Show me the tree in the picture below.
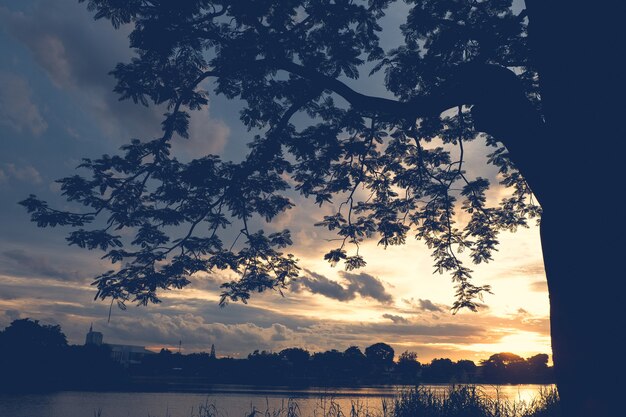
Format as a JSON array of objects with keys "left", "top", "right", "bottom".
[
  {"left": 0, "top": 319, "right": 68, "bottom": 389},
  {"left": 396, "top": 351, "right": 421, "bottom": 382},
  {"left": 279, "top": 347, "right": 311, "bottom": 375},
  {"left": 454, "top": 359, "right": 477, "bottom": 383},
  {"left": 0, "top": 318, "right": 67, "bottom": 351},
  {"left": 343, "top": 345, "right": 365, "bottom": 361},
  {"left": 480, "top": 352, "right": 525, "bottom": 383},
  {"left": 527, "top": 353, "right": 548, "bottom": 369},
  {"left": 423, "top": 358, "right": 455, "bottom": 382},
  {"left": 18, "top": 1, "right": 624, "bottom": 415},
  {"left": 365, "top": 342, "right": 395, "bottom": 370}
]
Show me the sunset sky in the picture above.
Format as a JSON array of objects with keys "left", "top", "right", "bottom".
[{"left": 0, "top": 0, "right": 550, "bottom": 364}]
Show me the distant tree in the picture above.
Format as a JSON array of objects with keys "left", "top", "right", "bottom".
[
  {"left": 396, "top": 351, "right": 421, "bottom": 382},
  {"left": 279, "top": 347, "right": 310, "bottom": 377},
  {"left": 341, "top": 346, "right": 366, "bottom": 380},
  {"left": 343, "top": 345, "right": 365, "bottom": 360},
  {"left": 526, "top": 353, "right": 550, "bottom": 382},
  {"left": 65, "top": 344, "right": 126, "bottom": 389},
  {"left": 527, "top": 353, "right": 549, "bottom": 369},
  {"left": 480, "top": 352, "right": 525, "bottom": 382},
  {"left": 454, "top": 359, "right": 477, "bottom": 382},
  {"left": 311, "top": 349, "right": 344, "bottom": 382},
  {"left": 20, "top": 1, "right": 625, "bottom": 414},
  {"left": 246, "top": 350, "right": 283, "bottom": 383},
  {"left": 483, "top": 352, "right": 525, "bottom": 366},
  {"left": 365, "top": 342, "right": 395, "bottom": 366},
  {"left": 423, "top": 358, "right": 455, "bottom": 382}
]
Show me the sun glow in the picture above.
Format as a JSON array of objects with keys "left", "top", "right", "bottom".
[{"left": 464, "top": 331, "right": 552, "bottom": 361}]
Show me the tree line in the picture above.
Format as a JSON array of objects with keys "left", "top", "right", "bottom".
[
  {"left": 0, "top": 319, "right": 552, "bottom": 392},
  {"left": 137, "top": 345, "right": 552, "bottom": 387}
]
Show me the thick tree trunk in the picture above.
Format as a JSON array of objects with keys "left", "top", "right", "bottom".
[
  {"left": 525, "top": 2, "right": 625, "bottom": 416},
  {"left": 540, "top": 209, "right": 621, "bottom": 416}
]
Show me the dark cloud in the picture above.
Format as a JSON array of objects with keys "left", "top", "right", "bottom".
[
  {"left": 291, "top": 269, "right": 352, "bottom": 301},
  {"left": 0, "top": 2, "right": 154, "bottom": 136},
  {"left": 340, "top": 271, "right": 393, "bottom": 304},
  {"left": 291, "top": 269, "right": 393, "bottom": 304},
  {"left": 0, "top": 1, "right": 229, "bottom": 153},
  {"left": 402, "top": 297, "right": 445, "bottom": 313},
  {"left": 418, "top": 299, "right": 443, "bottom": 312},
  {"left": 0, "top": 249, "right": 85, "bottom": 281},
  {"left": 382, "top": 313, "right": 408, "bottom": 324}
]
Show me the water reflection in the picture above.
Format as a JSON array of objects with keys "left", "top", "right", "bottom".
[{"left": 0, "top": 384, "right": 555, "bottom": 417}]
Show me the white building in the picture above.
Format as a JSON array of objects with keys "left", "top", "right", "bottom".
[{"left": 84, "top": 325, "right": 154, "bottom": 367}]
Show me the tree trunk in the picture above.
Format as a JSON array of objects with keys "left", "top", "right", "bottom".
[{"left": 525, "top": 2, "right": 625, "bottom": 416}]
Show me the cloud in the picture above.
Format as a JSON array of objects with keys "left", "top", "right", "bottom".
[
  {"left": 0, "top": 72, "right": 48, "bottom": 135},
  {"left": 382, "top": 313, "right": 409, "bottom": 324},
  {"left": 529, "top": 280, "right": 548, "bottom": 292},
  {"left": 0, "top": 268, "right": 547, "bottom": 361},
  {"left": 0, "top": 2, "right": 161, "bottom": 139},
  {"left": 93, "top": 313, "right": 302, "bottom": 356},
  {"left": 0, "top": 2, "right": 230, "bottom": 154},
  {"left": 418, "top": 299, "right": 443, "bottom": 312},
  {"left": 0, "top": 163, "right": 43, "bottom": 184},
  {"left": 403, "top": 297, "right": 445, "bottom": 313},
  {"left": 0, "top": 249, "right": 83, "bottom": 281},
  {"left": 270, "top": 323, "right": 289, "bottom": 341},
  {"left": 291, "top": 269, "right": 393, "bottom": 304},
  {"left": 0, "top": 309, "right": 21, "bottom": 329},
  {"left": 171, "top": 109, "right": 231, "bottom": 159},
  {"left": 513, "top": 262, "right": 546, "bottom": 277},
  {"left": 291, "top": 269, "right": 353, "bottom": 301},
  {"left": 340, "top": 271, "right": 394, "bottom": 304}
]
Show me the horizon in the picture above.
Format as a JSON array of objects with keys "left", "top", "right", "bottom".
[{"left": 2, "top": 316, "right": 551, "bottom": 366}]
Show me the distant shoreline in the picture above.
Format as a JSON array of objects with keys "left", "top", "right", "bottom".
[{"left": 0, "top": 381, "right": 555, "bottom": 396}]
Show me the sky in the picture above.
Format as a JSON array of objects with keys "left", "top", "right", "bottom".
[{"left": 0, "top": 0, "right": 550, "bottom": 364}]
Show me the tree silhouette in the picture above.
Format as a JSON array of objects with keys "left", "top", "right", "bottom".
[
  {"left": 480, "top": 352, "right": 524, "bottom": 383},
  {"left": 423, "top": 358, "right": 455, "bottom": 382},
  {"left": 0, "top": 318, "right": 67, "bottom": 350},
  {"left": 0, "top": 319, "right": 68, "bottom": 390},
  {"left": 396, "top": 351, "right": 421, "bottom": 382},
  {"left": 454, "top": 359, "right": 477, "bottom": 383},
  {"left": 18, "top": 1, "right": 624, "bottom": 415}
]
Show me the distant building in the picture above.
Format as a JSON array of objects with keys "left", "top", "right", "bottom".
[
  {"left": 84, "top": 325, "right": 154, "bottom": 367},
  {"left": 85, "top": 324, "right": 103, "bottom": 346},
  {"left": 107, "top": 343, "right": 154, "bottom": 366}
]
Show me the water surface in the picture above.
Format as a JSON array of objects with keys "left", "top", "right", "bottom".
[{"left": 0, "top": 384, "right": 555, "bottom": 417}]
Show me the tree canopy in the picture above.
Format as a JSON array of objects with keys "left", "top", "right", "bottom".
[{"left": 20, "top": 0, "right": 542, "bottom": 312}]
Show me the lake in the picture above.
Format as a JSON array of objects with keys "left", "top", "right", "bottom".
[{"left": 0, "top": 384, "right": 555, "bottom": 417}]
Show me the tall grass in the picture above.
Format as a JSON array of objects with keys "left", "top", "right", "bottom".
[{"left": 393, "top": 385, "right": 560, "bottom": 417}]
